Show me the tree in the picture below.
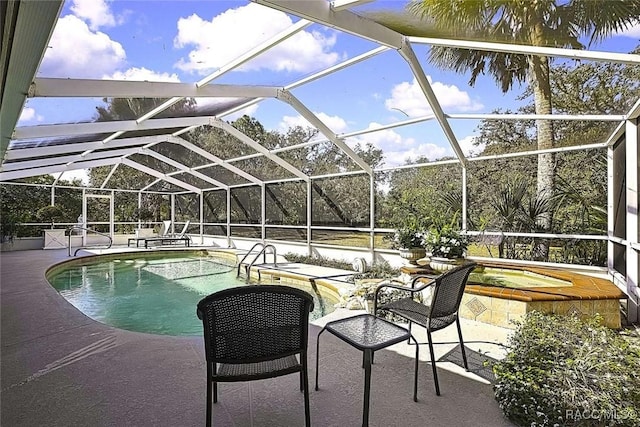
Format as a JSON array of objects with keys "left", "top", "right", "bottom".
[
  {"left": 90, "top": 97, "right": 197, "bottom": 190},
  {"left": 469, "top": 45, "right": 638, "bottom": 263},
  {"left": 94, "top": 97, "right": 196, "bottom": 121},
  {"left": 0, "top": 176, "right": 83, "bottom": 239},
  {"left": 378, "top": 0, "right": 640, "bottom": 256}
]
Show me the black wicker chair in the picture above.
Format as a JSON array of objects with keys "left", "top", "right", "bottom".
[
  {"left": 373, "top": 262, "right": 477, "bottom": 396},
  {"left": 196, "top": 285, "right": 315, "bottom": 427}
]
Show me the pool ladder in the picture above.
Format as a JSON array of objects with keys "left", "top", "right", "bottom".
[
  {"left": 237, "top": 243, "right": 278, "bottom": 283},
  {"left": 67, "top": 226, "right": 113, "bottom": 256}
]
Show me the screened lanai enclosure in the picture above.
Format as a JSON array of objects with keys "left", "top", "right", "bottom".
[{"left": 1, "top": 0, "right": 639, "bottom": 321}]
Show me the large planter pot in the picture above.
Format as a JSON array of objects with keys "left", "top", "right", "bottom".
[
  {"left": 399, "top": 247, "right": 426, "bottom": 265},
  {"left": 429, "top": 256, "right": 465, "bottom": 272}
]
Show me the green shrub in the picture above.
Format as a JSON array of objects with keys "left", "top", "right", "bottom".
[
  {"left": 283, "top": 253, "right": 353, "bottom": 270},
  {"left": 493, "top": 312, "right": 640, "bottom": 426},
  {"left": 351, "top": 260, "right": 400, "bottom": 281}
]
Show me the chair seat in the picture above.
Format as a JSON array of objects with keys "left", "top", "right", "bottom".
[
  {"left": 216, "top": 355, "right": 301, "bottom": 381},
  {"left": 381, "top": 297, "right": 459, "bottom": 332},
  {"left": 381, "top": 297, "right": 430, "bottom": 326}
]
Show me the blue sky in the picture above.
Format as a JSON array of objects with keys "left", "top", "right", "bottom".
[{"left": 19, "top": 0, "right": 640, "bottom": 169}]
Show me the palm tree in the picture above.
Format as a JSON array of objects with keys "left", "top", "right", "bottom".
[{"left": 374, "top": 0, "right": 640, "bottom": 257}]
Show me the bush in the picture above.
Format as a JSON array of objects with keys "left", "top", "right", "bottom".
[
  {"left": 36, "top": 205, "right": 64, "bottom": 227},
  {"left": 351, "top": 260, "right": 400, "bottom": 281},
  {"left": 493, "top": 312, "right": 640, "bottom": 427},
  {"left": 282, "top": 253, "right": 353, "bottom": 270}
]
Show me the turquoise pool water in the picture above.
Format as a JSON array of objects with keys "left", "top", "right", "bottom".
[{"left": 47, "top": 253, "right": 337, "bottom": 336}]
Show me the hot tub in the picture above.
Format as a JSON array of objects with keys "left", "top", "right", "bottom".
[{"left": 405, "top": 261, "right": 625, "bottom": 329}]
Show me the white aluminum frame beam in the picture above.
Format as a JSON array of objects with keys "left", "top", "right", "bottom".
[
  {"left": 410, "top": 37, "right": 640, "bottom": 66},
  {"left": 331, "top": 0, "right": 374, "bottom": 11},
  {"left": 448, "top": 113, "right": 625, "bottom": 121},
  {"left": 135, "top": 19, "right": 311, "bottom": 124},
  {"left": 399, "top": 38, "right": 468, "bottom": 166},
  {"left": 13, "top": 117, "right": 214, "bottom": 140},
  {"left": 216, "top": 45, "right": 390, "bottom": 120},
  {"left": 168, "top": 136, "right": 262, "bottom": 185},
  {"left": 99, "top": 164, "right": 120, "bottom": 189},
  {"left": 210, "top": 118, "right": 309, "bottom": 180},
  {"left": 0, "top": 157, "right": 121, "bottom": 181},
  {"left": 121, "top": 158, "right": 201, "bottom": 193},
  {"left": 286, "top": 46, "right": 390, "bottom": 91},
  {"left": 625, "top": 117, "right": 640, "bottom": 322},
  {"left": 65, "top": 17, "right": 312, "bottom": 181},
  {"left": 277, "top": 89, "right": 372, "bottom": 174},
  {"left": 2, "top": 151, "right": 202, "bottom": 194},
  {"left": 0, "top": 0, "right": 63, "bottom": 160},
  {"left": 30, "top": 78, "right": 280, "bottom": 99},
  {"left": 141, "top": 148, "right": 227, "bottom": 189},
  {"left": 627, "top": 98, "right": 640, "bottom": 121},
  {"left": 605, "top": 100, "right": 640, "bottom": 146},
  {"left": 253, "top": 0, "right": 403, "bottom": 48},
  {"left": 5, "top": 135, "right": 169, "bottom": 161},
  {"left": 1, "top": 147, "right": 135, "bottom": 172}
]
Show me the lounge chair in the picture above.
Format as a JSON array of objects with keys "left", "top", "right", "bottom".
[
  {"left": 169, "top": 220, "right": 190, "bottom": 238},
  {"left": 160, "top": 220, "right": 172, "bottom": 236},
  {"left": 128, "top": 220, "right": 173, "bottom": 247},
  {"left": 142, "top": 220, "right": 191, "bottom": 248}
]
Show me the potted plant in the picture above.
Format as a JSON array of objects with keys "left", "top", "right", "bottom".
[
  {"left": 389, "top": 226, "right": 427, "bottom": 265},
  {"left": 36, "top": 205, "right": 64, "bottom": 229},
  {"left": 424, "top": 223, "right": 469, "bottom": 271}
]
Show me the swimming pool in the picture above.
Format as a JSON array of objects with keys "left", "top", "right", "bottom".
[{"left": 47, "top": 252, "right": 338, "bottom": 336}]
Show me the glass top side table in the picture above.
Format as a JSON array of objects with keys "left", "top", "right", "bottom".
[{"left": 315, "top": 314, "right": 419, "bottom": 427}]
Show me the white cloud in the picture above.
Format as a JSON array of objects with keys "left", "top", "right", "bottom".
[
  {"left": 40, "top": 15, "right": 125, "bottom": 78},
  {"left": 457, "top": 135, "right": 485, "bottom": 157},
  {"left": 345, "top": 122, "right": 447, "bottom": 167},
  {"left": 357, "top": 123, "right": 415, "bottom": 148},
  {"left": 385, "top": 77, "right": 483, "bottom": 117},
  {"left": 616, "top": 20, "right": 640, "bottom": 38},
  {"left": 106, "top": 67, "right": 180, "bottom": 82},
  {"left": 174, "top": 3, "right": 341, "bottom": 74},
  {"left": 70, "top": 0, "right": 119, "bottom": 30},
  {"left": 384, "top": 144, "right": 448, "bottom": 167},
  {"left": 279, "top": 112, "right": 348, "bottom": 134},
  {"left": 18, "top": 107, "right": 43, "bottom": 124}
]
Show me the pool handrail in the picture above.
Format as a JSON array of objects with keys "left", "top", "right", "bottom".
[
  {"left": 67, "top": 226, "right": 113, "bottom": 256},
  {"left": 237, "top": 243, "right": 278, "bottom": 283}
]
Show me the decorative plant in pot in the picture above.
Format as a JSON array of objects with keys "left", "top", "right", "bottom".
[
  {"left": 424, "top": 223, "right": 469, "bottom": 272},
  {"left": 389, "top": 225, "right": 427, "bottom": 265},
  {"left": 36, "top": 205, "right": 65, "bottom": 229}
]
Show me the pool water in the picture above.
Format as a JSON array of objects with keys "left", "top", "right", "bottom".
[{"left": 48, "top": 254, "right": 337, "bottom": 336}]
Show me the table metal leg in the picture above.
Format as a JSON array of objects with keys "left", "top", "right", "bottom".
[
  {"left": 363, "top": 349, "right": 373, "bottom": 427},
  {"left": 413, "top": 341, "right": 419, "bottom": 402},
  {"left": 315, "top": 327, "right": 326, "bottom": 391}
]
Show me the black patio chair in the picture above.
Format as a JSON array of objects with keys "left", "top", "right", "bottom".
[
  {"left": 196, "top": 285, "right": 315, "bottom": 427},
  {"left": 373, "top": 262, "right": 477, "bottom": 396}
]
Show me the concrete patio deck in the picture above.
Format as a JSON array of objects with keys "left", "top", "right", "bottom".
[{"left": 1, "top": 248, "right": 515, "bottom": 426}]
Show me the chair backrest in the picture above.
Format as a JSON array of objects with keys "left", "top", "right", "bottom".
[
  {"left": 428, "top": 262, "right": 477, "bottom": 331},
  {"left": 197, "top": 285, "right": 315, "bottom": 364},
  {"left": 175, "top": 220, "right": 190, "bottom": 237},
  {"left": 160, "top": 220, "right": 172, "bottom": 236}
]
